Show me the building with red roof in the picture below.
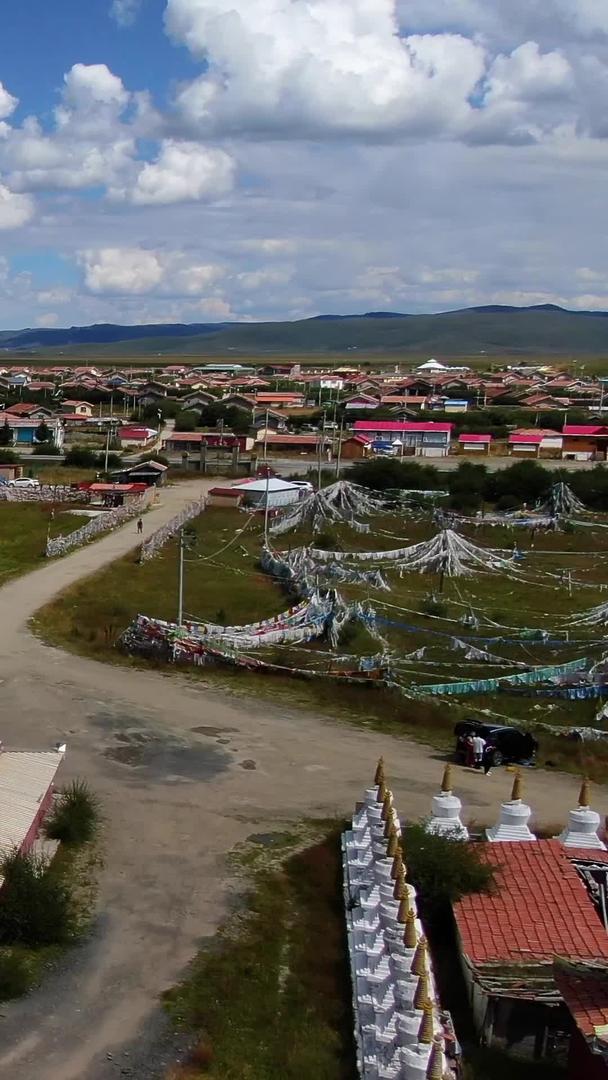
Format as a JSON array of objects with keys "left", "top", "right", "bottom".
[
  {"left": 454, "top": 840, "right": 608, "bottom": 1067},
  {"left": 352, "top": 419, "right": 453, "bottom": 457},
  {"left": 562, "top": 425, "right": 608, "bottom": 462}
]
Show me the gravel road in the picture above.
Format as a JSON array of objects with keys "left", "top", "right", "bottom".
[{"left": 0, "top": 479, "right": 591, "bottom": 1078}]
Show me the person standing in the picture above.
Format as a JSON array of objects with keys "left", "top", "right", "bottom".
[
  {"left": 472, "top": 733, "right": 486, "bottom": 770},
  {"left": 137, "top": 518, "right": 143, "bottom": 535},
  {"left": 464, "top": 734, "right": 475, "bottom": 769},
  {"left": 483, "top": 742, "right": 496, "bottom": 776}
]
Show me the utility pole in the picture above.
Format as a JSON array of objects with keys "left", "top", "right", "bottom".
[
  {"left": 263, "top": 408, "right": 269, "bottom": 463},
  {"left": 335, "top": 418, "right": 344, "bottom": 477},
  {"left": 177, "top": 528, "right": 185, "bottom": 626},
  {"left": 317, "top": 413, "right": 326, "bottom": 489},
  {"left": 264, "top": 471, "right": 271, "bottom": 546}
]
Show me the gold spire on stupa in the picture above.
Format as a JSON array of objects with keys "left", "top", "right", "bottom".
[
  {"left": 511, "top": 770, "right": 523, "bottom": 802},
  {"left": 411, "top": 937, "right": 428, "bottom": 977},
  {"left": 374, "top": 757, "right": 385, "bottom": 786},
  {"left": 418, "top": 1000, "right": 435, "bottom": 1045},
  {"left": 579, "top": 777, "right": 591, "bottom": 809},
  {"left": 404, "top": 909, "right": 418, "bottom": 949},
  {"left": 440, "top": 764, "right": 452, "bottom": 794}
]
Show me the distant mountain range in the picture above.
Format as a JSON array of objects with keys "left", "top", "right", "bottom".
[{"left": 2, "top": 304, "right": 608, "bottom": 357}]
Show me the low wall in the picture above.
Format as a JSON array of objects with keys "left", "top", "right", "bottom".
[
  {"left": 46, "top": 490, "right": 153, "bottom": 557},
  {"left": 139, "top": 496, "right": 206, "bottom": 561},
  {"left": 0, "top": 485, "right": 86, "bottom": 504}
]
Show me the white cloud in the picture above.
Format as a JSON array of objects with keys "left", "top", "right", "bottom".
[
  {"left": 0, "top": 183, "right": 34, "bottom": 229},
  {"left": 79, "top": 248, "right": 166, "bottom": 294},
  {"left": 78, "top": 246, "right": 226, "bottom": 299},
  {"left": 110, "top": 0, "right": 143, "bottom": 27},
  {"left": 122, "top": 140, "right": 235, "bottom": 204},
  {"left": 1, "top": 64, "right": 135, "bottom": 193},
  {"left": 36, "top": 312, "right": 60, "bottom": 327},
  {"left": 0, "top": 83, "right": 17, "bottom": 122},
  {"left": 166, "top": 0, "right": 488, "bottom": 138}
]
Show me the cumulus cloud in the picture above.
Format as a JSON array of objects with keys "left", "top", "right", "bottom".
[
  {"left": 119, "top": 139, "right": 235, "bottom": 204},
  {"left": 0, "top": 64, "right": 135, "bottom": 193},
  {"left": 78, "top": 246, "right": 225, "bottom": 297},
  {"left": 166, "top": 0, "right": 488, "bottom": 138},
  {"left": 0, "top": 83, "right": 17, "bottom": 122},
  {"left": 79, "top": 248, "right": 166, "bottom": 294},
  {"left": 0, "top": 183, "right": 34, "bottom": 229}
]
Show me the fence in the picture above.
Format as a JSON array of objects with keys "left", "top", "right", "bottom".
[
  {"left": 139, "top": 497, "right": 206, "bottom": 561},
  {"left": 46, "top": 490, "right": 153, "bottom": 557},
  {"left": 0, "top": 484, "right": 87, "bottom": 504}
]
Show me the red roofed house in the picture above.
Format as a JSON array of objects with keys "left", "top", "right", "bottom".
[
  {"left": 352, "top": 420, "right": 453, "bottom": 457},
  {"left": 454, "top": 840, "right": 608, "bottom": 1068},
  {"left": 508, "top": 428, "right": 563, "bottom": 457},
  {"left": 555, "top": 963, "right": 608, "bottom": 1079},
  {"left": 562, "top": 425, "right": 608, "bottom": 462},
  {"left": 458, "top": 433, "right": 492, "bottom": 454},
  {"left": 117, "top": 426, "right": 157, "bottom": 448}
]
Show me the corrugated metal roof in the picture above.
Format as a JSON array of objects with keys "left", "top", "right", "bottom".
[{"left": 0, "top": 752, "right": 63, "bottom": 857}]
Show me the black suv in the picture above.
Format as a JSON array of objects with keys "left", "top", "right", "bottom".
[{"left": 454, "top": 719, "right": 538, "bottom": 766}]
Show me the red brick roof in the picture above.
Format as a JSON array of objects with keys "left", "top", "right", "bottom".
[
  {"left": 454, "top": 841, "right": 608, "bottom": 966},
  {"left": 554, "top": 967, "right": 608, "bottom": 1038}
]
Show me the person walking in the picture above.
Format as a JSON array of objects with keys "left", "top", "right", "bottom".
[
  {"left": 137, "top": 518, "right": 143, "bottom": 535},
  {"left": 472, "top": 733, "right": 486, "bottom": 770},
  {"left": 483, "top": 742, "right": 496, "bottom": 776}
]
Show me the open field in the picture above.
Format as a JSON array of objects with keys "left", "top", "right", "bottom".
[
  {"left": 0, "top": 503, "right": 90, "bottom": 582},
  {"left": 34, "top": 500, "right": 608, "bottom": 780},
  {"left": 0, "top": 479, "right": 592, "bottom": 1078}
]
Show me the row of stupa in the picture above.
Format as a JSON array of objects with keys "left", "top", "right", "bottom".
[
  {"left": 343, "top": 758, "right": 458, "bottom": 1080},
  {"left": 427, "top": 764, "right": 606, "bottom": 849}
]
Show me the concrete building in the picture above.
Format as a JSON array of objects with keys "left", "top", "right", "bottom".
[{"left": 352, "top": 420, "right": 453, "bottom": 458}]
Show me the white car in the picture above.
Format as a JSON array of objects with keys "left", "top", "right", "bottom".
[{"left": 7, "top": 477, "right": 41, "bottom": 488}]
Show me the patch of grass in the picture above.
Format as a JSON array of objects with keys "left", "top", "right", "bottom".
[
  {"left": 164, "top": 824, "right": 357, "bottom": 1080},
  {"left": 0, "top": 503, "right": 90, "bottom": 582},
  {"left": 45, "top": 780, "right": 101, "bottom": 845}
]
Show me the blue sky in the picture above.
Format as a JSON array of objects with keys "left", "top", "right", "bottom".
[{"left": 0, "top": 1, "right": 608, "bottom": 328}]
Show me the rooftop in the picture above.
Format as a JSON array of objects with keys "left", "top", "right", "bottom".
[
  {"left": 555, "top": 965, "right": 608, "bottom": 1039},
  {"left": 455, "top": 840, "right": 608, "bottom": 966},
  {"left": 0, "top": 751, "right": 63, "bottom": 859}
]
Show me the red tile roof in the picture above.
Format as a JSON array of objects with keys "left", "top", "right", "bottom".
[
  {"left": 563, "top": 425, "right": 608, "bottom": 437},
  {"left": 554, "top": 967, "right": 608, "bottom": 1038},
  {"left": 454, "top": 841, "right": 608, "bottom": 966},
  {"left": 353, "top": 420, "right": 453, "bottom": 433}
]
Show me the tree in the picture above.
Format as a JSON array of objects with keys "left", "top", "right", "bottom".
[
  {"left": 447, "top": 461, "right": 487, "bottom": 511},
  {"left": 174, "top": 410, "right": 198, "bottom": 433},
  {"left": 34, "top": 420, "right": 52, "bottom": 445},
  {"left": 0, "top": 420, "right": 12, "bottom": 447},
  {"left": 0, "top": 450, "right": 18, "bottom": 464},
  {"left": 199, "top": 403, "right": 252, "bottom": 435},
  {"left": 350, "top": 458, "right": 440, "bottom": 492},
  {"left": 485, "top": 460, "right": 551, "bottom": 506}
]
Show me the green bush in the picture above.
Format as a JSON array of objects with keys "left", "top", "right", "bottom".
[
  {"left": 45, "top": 780, "right": 100, "bottom": 845},
  {"left": 402, "top": 823, "right": 495, "bottom": 913},
  {"left": 32, "top": 444, "right": 61, "bottom": 456},
  {"left": 0, "top": 948, "right": 37, "bottom": 999},
  {"left": 420, "top": 596, "right": 448, "bottom": 618},
  {"left": 313, "top": 530, "right": 339, "bottom": 550},
  {"left": 95, "top": 452, "right": 122, "bottom": 469},
  {"left": 0, "top": 449, "right": 18, "bottom": 464},
  {"left": 0, "top": 850, "right": 74, "bottom": 948},
  {"left": 63, "top": 446, "right": 97, "bottom": 468}
]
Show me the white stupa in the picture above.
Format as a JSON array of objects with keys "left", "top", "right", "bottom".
[
  {"left": 559, "top": 779, "right": 606, "bottom": 851},
  {"left": 486, "top": 772, "right": 537, "bottom": 843},
  {"left": 426, "top": 765, "right": 469, "bottom": 841}
]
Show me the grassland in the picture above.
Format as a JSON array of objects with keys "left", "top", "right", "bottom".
[
  {"left": 0, "top": 503, "right": 90, "bottom": 582},
  {"left": 164, "top": 823, "right": 356, "bottom": 1080},
  {"left": 32, "top": 501, "right": 608, "bottom": 780}
]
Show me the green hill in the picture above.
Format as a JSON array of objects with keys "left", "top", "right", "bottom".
[{"left": 3, "top": 305, "right": 608, "bottom": 359}]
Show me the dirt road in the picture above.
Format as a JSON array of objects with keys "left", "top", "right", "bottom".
[{"left": 0, "top": 479, "right": 593, "bottom": 1078}]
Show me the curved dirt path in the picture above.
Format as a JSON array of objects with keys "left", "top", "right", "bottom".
[{"left": 0, "top": 480, "right": 592, "bottom": 1078}]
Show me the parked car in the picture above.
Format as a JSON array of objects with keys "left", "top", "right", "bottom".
[
  {"left": 7, "top": 477, "right": 40, "bottom": 489},
  {"left": 454, "top": 719, "right": 538, "bottom": 766}
]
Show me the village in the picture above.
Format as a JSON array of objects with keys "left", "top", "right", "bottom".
[{"left": 0, "top": 353, "right": 607, "bottom": 1078}]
